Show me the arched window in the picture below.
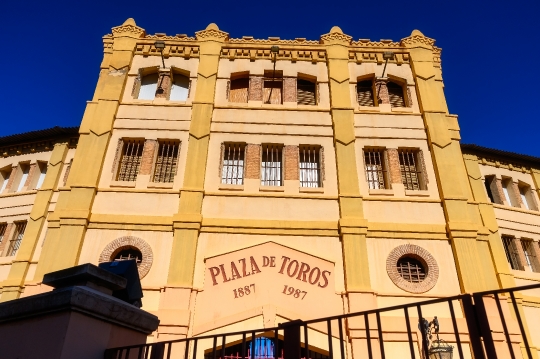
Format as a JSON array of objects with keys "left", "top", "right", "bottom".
[
  {"left": 138, "top": 73, "right": 159, "bottom": 100},
  {"left": 297, "top": 78, "right": 316, "bottom": 105},
  {"left": 387, "top": 81, "right": 406, "bottom": 107},
  {"left": 357, "top": 79, "right": 375, "bottom": 106},
  {"left": 113, "top": 246, "right": 142, "bottom": 265},
  {"left": 170, "top": 73, "right": 190, "bottom": 101},
  {"left": 229, "top": 75, "right": 249, "bottom": 103}
]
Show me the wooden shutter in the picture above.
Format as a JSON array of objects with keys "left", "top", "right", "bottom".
[
  {"left": 387, "top": 82, "right": 406, "bottom": 107},
  {"left": 263, "top": 80, "right": 282, "bottom": 104},
  {"left": 297, "top": 79, "right": 316, "bottom": 105},
  {"left": 357, "top": 80, "right": 375, "bottom": 106},
  {"left": 229, "top": 78, "right": 249, "bottom": 103}
]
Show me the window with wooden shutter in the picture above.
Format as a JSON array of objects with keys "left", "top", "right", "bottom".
[
  {"left": 229, "top": 77, "right": 249, "bottom": 103},
  {"left": 364, "top": 148, "right": 388, "bottom": 189},
  {"left": 297, "top": 79, "right": 316, "bottom": 105},
  {"left": 263, "top": 70, "right": 283, "bottom": 104},
  {"left": 221, "top": 143, "right": 245, "bottom": 185},
  {"left": 398, "top": 149, "right": 425, "bottom": 190},
  {"left": 7, "top": 221, "right": 26, "bottom": 257},
  {"left": 299, "top": 145, "right": 321, "bottom": 187},
  {"left": 387, "top": 81, "right": 406, "bottom": 107},
  {"left": 261, "top": 144, "right": 283, "bottom": 186},
  {"left": 117, "top": 139, "right": 144, "bottom": 182},
  {"left": 357, "top": 80, "right": 375, "bottom": 106},
  {"left": 153, "top": 140, "right": 180, "bottom": 183}
]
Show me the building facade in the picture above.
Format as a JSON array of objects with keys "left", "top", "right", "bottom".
[{"left": 1, "top": 18, "right": 540, "bottom": 358}]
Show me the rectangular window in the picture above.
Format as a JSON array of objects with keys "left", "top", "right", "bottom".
[
  {"left": 357, "top": 80, "right": 375, "bottom": 106},
  {"left": 153, "top": 140, "right": 180, "bottom": 183},
  {"left": 299, "top": 145, "right": 321, "bottom": 188},
  {"left": 502, "top": 235, "right": 522, "bottom": 270},
  {"left": 364, "top": 148, "right": 388, "bottom": 190},
  {"left": 229, "top": 77, "right": 249, "bottom": 103},
  {"left": 221, "top": 143, "right": 245, "bottom": 185},
  {"left": 170, "top": 74, "right": 190, "bottom": 101},
  {"left": 7, "top": 222, "right": 26, "bottom": 257},
  {"left": 263, "top": 70, "right": 283, "bottom": 105},
  {"left": 35, "top": 162, "right": 47, "bottom": 189},
  {"left": 521, "top": 239, "right": 540, "bottom": 272},
  {"left": 501, "top": 179, "right": 516, "bottom": 206},
  {"left": 398, "top": 149, "right": 424, "bottom": 190},
  {"left": 16, "top": 164, "right": 30, "bottom": 192},
  {"left": 261, "top": 144, "right": 283, "bottom": 186},
  {"left": 0, "top": 223, "right": 6, "bottom": 244},
  {"left": 0, "top": 168, "right": 11, "bottom": 194},
  {"left": 297, "top": 79, "right": 316, "bottom": 105},
  {"left": 117, "top": 139, "right": 145, "bottom": 182},
  {"left": 519, "top": 184, "right": 537, "bottom": 211},
  {"left": 484, "top": 175, "right": 496, "bottom": 203}
]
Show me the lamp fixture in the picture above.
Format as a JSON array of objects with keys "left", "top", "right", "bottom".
[
  {"left": 154, "top": 41, "right": 166, "bottom": 68},
  {"left": 265, "top": 46, "right": 280, "bottom": 104},
  {"left": 380, "top": 51, "right": 394, "bottom": 78},
  {"left": 419, "top": 316, "right": 454, "bottom": 359}
]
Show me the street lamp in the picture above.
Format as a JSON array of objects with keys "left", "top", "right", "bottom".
[
  {"left": 419, "top": 316, "right": 454, "bottom": 359},
  {"left": 154, "top": 41, "right": 166, "bottom": 68},
  {"left": 265, "top": 45, "right": 280, "bottom": 104}
]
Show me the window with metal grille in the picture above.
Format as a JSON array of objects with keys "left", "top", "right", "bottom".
[
  {"left": 502, "top": 235, "right": 522, "bottom": 270},
  {"left": 229, "top": 77, "right": 249, "bottom": 103},
  {"left": 299, "top": 145, "right": 321, "bottom": 188},
  {"left": 113, "top": 247, "right": 142, "bottom": 266},
  {"left": 0, "top": 223, "right": 6, "bottom": 244},
  {"left": 117, "top": 139, "right": 144, "bottom": 182},
  {"left": 388, "top": 81, "right": 406, "bottom": 107},
  {"left": 297, "top": 79, "right": 316, "bottom": 105},
  {"left": 263, "top": 70, "right": 283, "bottom": 104},
  {"left": 7, "top": 222, "right": 26, "bottom": 257},
  {"left": 397, "top": 256, "right": 426, "bottom": 283},
  {"left": 221, "top": 143, "right": 245, "bottom": 185},
  {"left": 261, "top": 144, "right": 283, "bottom": 186},
  {"left": 153, "top": 140, "right": 180, "bottom": 183},
  {"left": 364, "top": 148, "right": 388, "bottom": 190},
  {"left": 398, "top": 149, "right": 423, "bottom": 190},
  {"left": 357, "top": 80, "right": 375, "bottom": 106},
  {"left": 521, "top": 239, "right": 540, "bottom": 272}
]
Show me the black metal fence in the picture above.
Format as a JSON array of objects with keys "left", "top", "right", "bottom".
[{"left": 105, "top": 283, "right": 540, "bottom": 359}]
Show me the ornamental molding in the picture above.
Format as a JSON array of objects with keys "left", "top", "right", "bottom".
[
  {"left": 99, "top": 236, "right": 153, "bottom": 279},
  {"left": 195, "top": 24, "right": 229, "bottom": 41},
  {"left": 111, "top": 21, "right": 146, "bottom": 39},
  {"left": 230, "top": 37, "right": 319, "bottom": 45},
  {"left": 320, "top": 32, "right": 352, "bottom": 45},
  {"left": 400, "top": 30, "right": 436, "bottom": 48},
  {"left": 386, "top": 244, "right": 439, "bottom": 294}
]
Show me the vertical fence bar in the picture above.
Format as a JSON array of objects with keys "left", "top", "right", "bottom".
[
  {"left": 461, "top": 295, "right": 485, "bottom": 359},
  {"left": 274, "top": 329, "right": 279, "bottom": 359},
  {"left": 183, "top": 340, "right": 189, "bottom": 359},
  {"left": 472, "top": 294, "right": 498, "bottom": 359},
  {"left": 416, "top": 305, "right": 429, "bottom": 359},
  {"left": 404, "top": 307, "right": 415, "bottom": 359},
  {"left": 338, "top": 318, "right": 345, "bottom": 359},
  {"left": 494, "top": 295, "right": 516, "bottom": 359},
  {"left": 448, "top": 300, "right": 464, "bottom": 359},
  {"left": 144, "top": 345, "right": 150, "bottom": 359},
  {"left": 126, "top": 348, "right": 131, "bottom": 359},
  {"left": 365, "top": 314, "right": 373, "bottom": 359},
  {"left": 213, "top": 337, "right": 218, "bottom": 359},
  {"left": 251, "top": 332, "right": 255, "bottom": 359},
  {"left": 221, "top": 336, "right": 226, "bottom": 359},
  {"left": 242, "top": 333, "right": 247, "bottom": 359},
  {"left": 509, "top": 291, "right": 533, "bottom": 359},
  {"left": 304, "top": 324, "right": 310, "bottom": 359},
  {"left": 376, "top": 312, "right": 385, "bottom": 359},
  {"left": 192, "top": 339, "right": 198, "bottom": 359},
  {"left": 327, "top": 320, "right": 334, "bottom": 359}
]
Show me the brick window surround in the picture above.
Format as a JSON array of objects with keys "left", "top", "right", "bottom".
[
  {"left": 99, "top": 236, "right": 153, "bottom": 279},
  {"left": 386, "top": 244, "right": 439, "bottom": 293}
]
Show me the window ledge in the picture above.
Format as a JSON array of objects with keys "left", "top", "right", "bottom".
[
  {"left": 219, "top": 184, "right": 244, "bottom": 191},
  {"left": 358, "top": 105, "right": 379, "bottom": 112},
  {"left": 147, "top": 182, "right": 174, "bottom": 189},
  {"left": 110, "top": 181, "right": 136, "bottom": 188},
  {"left": 259, "top": 185, "right": 285, "bottom": 192},
  {"left": 391, "top": 106, "right": 413, "bottom": 113},
  {"left": 369, "top": 188, "right": 394, "bottom": 196},
  {"left": 299, "top": 187, "right": 324, "bottom": 193},
  {"left": 405, "top": 189, "right": 430, "bottom": 197}
]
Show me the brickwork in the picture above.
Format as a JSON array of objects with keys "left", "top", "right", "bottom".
[
  {"left": 131, "top": 74, "right": 141, "bottom": 98},
  {"left": 386, "top": 244, "right": 439, "bottom": 294},
  {"left": 24, "top": 163, "right": 37, "bottom": 189},
  {"left": 62, "top": 159, "right": 72, "bottom": 186},
  {"left": 111, "top": 139, "right": 123, "bottom": 174},
  {"left": 512, "top": 182, "right": 525, "bottom": 208},
  {"left": 492, "top": 178, "right": 506, "bottom": 205},
  {"left": 513, "top": 237, "right": 527, "bottom": 270},
  {"left": 406, "top": 87, "right": 414, "bottom": 107},
  {"left": 99, "top": 236, "right": 153, "bottom": 279},
  {"left": 155, "top": 72, "right": 171, "bottom": 99},
  {"left": 386, "top": 148, "right": 402, "bottom": 183},
  {"left": 530, "top": 241, "right": 540, "bottom": 272},
  {"left": 248, "top": 76, "right": 263, "bottom": 101},
  {"left": 418, "top": 150, "right": 429, "bottom": 185},
  {"left": 284, "top": 145, "right": 299, "bottom": 180},
  {"left": 139, "top": 140, "right": 157, "bottom": 175},
  {"left": 244, "top": 144, "right": 261, "bottom": 179},
  {"left": 375, "top": 79, "right": 390, "bottom": 104},
  {"left": 0, "top": 223, "right": 14, "bottom": 256},
  {"left": 5, "top": 166, "right": 17, "bottom": 192},
  {"left": 283, "top": 77, "right": 297, "bottom": 103}
]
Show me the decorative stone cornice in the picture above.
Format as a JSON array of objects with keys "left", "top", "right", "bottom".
[
  {"left": 320, "top": 26, "right": 352, "bottom": 45},
  {"left": 111, "top": 18, "right": 146, "bottom": 39},
  {"left": 400, "top": 29, "right": 435, "bottom": 49},
  {"left": 230, "top": 37, "right": 319, "bottom": 45},
  {"left": 195, "top": 23, "right": 229, "bottom": 41}
]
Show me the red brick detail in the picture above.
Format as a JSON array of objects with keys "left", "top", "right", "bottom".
[
  {"left": 511, "top": 182, "right": 525, "bottom": 208},
  {"left": 139, "top": 140, "right": 157, "bottom": 175},
  {"left": 25, "top": 163, "right": 37, "bottom": 189},
  {"left": 99, "top": 236, "right": 153, "bottom": 279},
  {"left": 62, "top": 159, "right": 72, "bottom": 186},
  {"left": 0, "top": 223, "right": 14, "bottom": 256},
  {"left": 245, "top": 144, "right": 261, "bottom": 179},
  {"left": 386, "top": 149, "right": 402, "bottom": 183},
  {"left": 530, "top": 241, "right": 540, "bottom": 272},
  {"left": 406, "top": 87, "right": 414, "bottom": 107},
  {"left": 283, "top": 77, "right": 297, "bottom": 103},
  {"left": 249, "top": 76, "right": 263, "bottom": 101},
  {"left": 284, "top": 146, "right": 299, "bottom": 181},
  {"left": 513, "top": 237, "right": 526, "bottom": 270},
  {"left": 155, "top": 71, "right": 171, "bottom": 99},
  {"left": 375, "top": 79, "right": 390, "bottom": 104},
  {"left": 111, "top": 139, "right": 123, "bottom": 174},
  {"left": 493, "top": 178, "right": 506, "bottom": 205},
  {"left": 131, "top": 75, "right": 141, "bottom": 98},
  {"left": 5, "top": 167, "right": 17, "bottom": 192},
  {"left": 418, "top": 150, "right": 429, "bottom": 184},
  {"left": 386, "top": 244, "right": 439, "bottom": 294}
]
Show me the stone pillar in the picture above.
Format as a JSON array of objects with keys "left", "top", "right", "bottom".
[{"left": 0, "top": 264, "right": 159, "bottom": 359}]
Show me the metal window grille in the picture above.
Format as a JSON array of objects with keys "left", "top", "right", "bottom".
[
  {"left": 117, "top": 139, "right": 144, "bottom": 182},
  {"left": 502, "top": 236, "right": 522, "bottom": 270},
  {"left": 221, "top": 143, "right": 245, "bottom": 185},
  {"left": 297, "top": 79, "right": 316, "bottom": 105},
  {"left": 114, "top": 248, "right": 142, "bottom": 265},
  {"left": 0, "top": 223, "right": 6, "bottom": 244},
  {"left": 7, "top": 222, "right": 26, "bottom": 257},
  {"left": 357, "top": 80, "right": 375, "bottom": 106},
  {"left": 261, "top": 144, "right": 283, "bottom": 186},
  {"left": 299, "top": 145, "right": 321, "bottom": 188},
  {"left": 399, "top": 149, "right": 422, "bottom": 190},
  {"left": 153, "top": 140, "right": 180, "bottom": 183},
  {"left": 388, "top": 81, "right": 406, "bottom": 107},
  {"left": 521, "top": 239, "right": 540, "bottom": 272},
  {"left": 364, "top": 149, "right": 387, "bottom": 189},
  {"left": 396, "top": 257, "right": 426, "bottom": 283}
]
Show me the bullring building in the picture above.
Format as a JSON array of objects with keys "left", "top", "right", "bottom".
[{"left": 1, "top": 18, "right": 540, "bottom": 359}]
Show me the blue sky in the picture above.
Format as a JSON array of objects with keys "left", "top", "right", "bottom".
[{"left": 1, "top": 0, "right": 539, "bottom": 156}]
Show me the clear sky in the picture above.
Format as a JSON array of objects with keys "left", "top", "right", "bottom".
[{"left": 1, "top": 0, "right": 538, "bottom": 156}]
